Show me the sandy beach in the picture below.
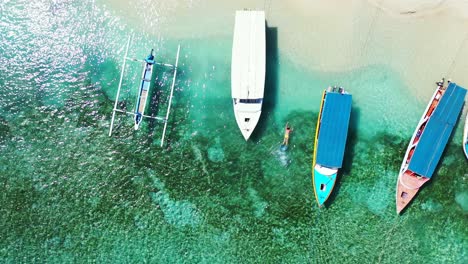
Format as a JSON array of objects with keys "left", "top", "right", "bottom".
[{"left": 100, "top": 0, "right": 468, "bottom": 103}]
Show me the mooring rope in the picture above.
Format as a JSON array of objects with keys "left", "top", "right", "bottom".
[
  {"left": 360, "top": 1, "right": 383, "bottom": 62},
  {"left": 446, "top": 30, "right": 468, "bottom": 77}
]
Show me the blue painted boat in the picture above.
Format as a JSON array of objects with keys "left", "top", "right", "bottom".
[
  {"left": 134, "top": 49, "right": 155, "bottom": 130},
  {"left": 464, "top": 112, "right": 468, "bottom": 159},
  {"left": 312, "top": 86, "right": 352, "bottom": 207},
  {"left": 396, "top": 80, "right": 467, "bottom": 214}
]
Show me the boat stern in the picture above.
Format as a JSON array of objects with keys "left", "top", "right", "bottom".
[{"left": 313, "top": 165, "right": 338, "bottom": 207}]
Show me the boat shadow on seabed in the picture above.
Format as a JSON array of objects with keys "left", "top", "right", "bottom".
[{"left": 251, "top": 24, "right": 278, "bottom": 141}]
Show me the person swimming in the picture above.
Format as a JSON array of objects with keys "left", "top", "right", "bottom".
[{"left": 280, "top": 123, "right": 292, "bottom": 151}]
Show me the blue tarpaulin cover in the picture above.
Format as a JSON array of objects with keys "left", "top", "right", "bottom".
[
  {"left": 408, "top": 82, "right": 467, "bottom": 177},
  {"left": 316, "top": 92, "right": 352, "bottom": 168}
]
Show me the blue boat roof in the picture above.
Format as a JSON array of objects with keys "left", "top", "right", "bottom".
[
  {"left": 316, "top": 92, "right": 352, "bottom": 168},
  {"left": 408, "top": 82, "right": 467, "bottom": 177}
]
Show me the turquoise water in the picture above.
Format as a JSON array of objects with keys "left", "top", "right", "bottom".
[{"left": 0, "top": 1, "right": 467, "bottom": 263}]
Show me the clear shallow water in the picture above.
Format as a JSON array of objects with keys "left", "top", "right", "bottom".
[{"left": 0, "top": 1, "right": 467, "bottom": 263}]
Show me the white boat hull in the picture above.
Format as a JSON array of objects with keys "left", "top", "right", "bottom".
[
  {"left": 464, "top": 112, "right": 468, "bottom": 159},
  {"left": 233, "top": 100, "right": 262, "bottom": 140},
  {"left": 231, "top": 10, "right": 266, "bottom": 140}
]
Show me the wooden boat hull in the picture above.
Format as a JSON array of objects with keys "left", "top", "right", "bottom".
[
  {"left": 396, "top": 171, "right": 430, "bottom": 213},
  {"left": 396, "top": 80, "right": 467, "bottom": 213},
  {"left": 395, "top": 84, "right": 443, "bottom": 213},
  {"left": 134, "top": 57, "right": 154, "bottom": 130},
  {"left": 231, "top": 10, "right": 265, "bottom": 140}
]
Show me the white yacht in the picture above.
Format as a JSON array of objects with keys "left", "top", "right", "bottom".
[{"left": 231, "top": 10, "right": 266, "bottom": 140}]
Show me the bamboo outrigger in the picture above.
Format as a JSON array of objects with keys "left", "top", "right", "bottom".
[{"left": 108, "top": 34, "right": 180, "bottom": 147}]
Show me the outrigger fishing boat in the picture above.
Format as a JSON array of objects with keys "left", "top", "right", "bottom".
[
  {"left": 464, "top": 112, "right": 468, "bottom": 159},
  {"left": 134, "top": 50, "right": 155, "bottom": 130},
  {"left": 396, "top": 79, "right": 466, "bottom": 214},
  {"left": 231, "top": 10, "right": 266, "bottom": 140},
  {"left": 280, "top": 123, "right": 292, "bottom": 151},
  {"left": 312, "top": 86, "right": 352, "bottom": 207},
  {"left": 108, "top": 34, "right": 181, "bottom": 147}
]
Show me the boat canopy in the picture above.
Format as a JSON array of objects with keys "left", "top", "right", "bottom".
[
  {"left": 316, "top": 92, "right": 352, "bottom": 168},
  {"left": 408, "top": 82, "right": 467, "bottom": 177},
  {"left": 231, "top": 10, "right": 266, "bottom": 99}
]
